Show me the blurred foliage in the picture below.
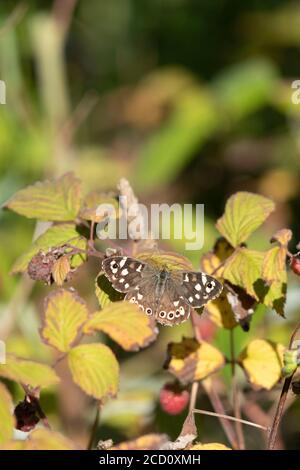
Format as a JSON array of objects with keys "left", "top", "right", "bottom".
[{"left": 1, "top": 0, "right": 300, "bottom": 450}]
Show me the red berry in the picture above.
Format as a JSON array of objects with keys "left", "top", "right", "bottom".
[
  {"left": 159, "top": 383, "right": 190, "bottom": 415},
  {"left": 290, "top": 257, "right": 300, "bottom": 276},
  {"left": 198, "top": 318, "right": 216, "bottom": 341}
]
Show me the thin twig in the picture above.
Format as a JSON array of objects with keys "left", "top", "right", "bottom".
[
  {"left": 189, "top": 382, "right": 199, "bottom": 414},
  {"left": 193, "top": 408, "right": 269, "bottom": 432},
  {"left": 267, "top": 320, "right": 300, "bottom": 450}
]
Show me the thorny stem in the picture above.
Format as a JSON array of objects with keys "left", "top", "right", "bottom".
[
  {"left": 267, "top": 321, "right": 300, "bottom": 450},
  {"left": 87, "top": 405, "right": 101, "bottom": 450},
  {"left": 230, "top": 329, "right": 245, "bottom": 449}
]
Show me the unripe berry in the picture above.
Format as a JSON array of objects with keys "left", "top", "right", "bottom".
[{"left": 159, "top": 382, "right": 190, "bottom": 415}]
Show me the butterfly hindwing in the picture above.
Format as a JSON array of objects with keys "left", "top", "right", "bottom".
[
  {"left": 102, "top": 256, "right": 146, "bottom": 293},
  {"left": 155, "top": 277, "right": 190, "bottom": 326},
  {"left": 181, "top": 271, "right": 223, "bottom": 308}
]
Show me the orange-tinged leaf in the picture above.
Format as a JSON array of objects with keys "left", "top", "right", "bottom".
[
  {"left": 271, "top": 228, "right": 292, "bottom": 246},
  {"left": 68, "top": 343, "right": 119, "bottom": 400},
  {"left": 41, "top": 289, "right": 89, "bottom": 353},
  {"left": 222, "top": 248, "right": 264, "bottom": 300},
  {"left": 11, "top": 223, "right": 86, "bottom": 274},
  {"left": 0, "top": 383, "right": 15, "bottom": 444},
  {"left": 83, "top": 301, "right": 158, "bottom": 351},
  {"left": 239, "top": 339, "right": 284, "bottom": 390},
  {"left": 51, "top": 256, "right": 70, "bottom": 286},
  {"left": 26, "top": 428, "right": 77, "bottom": 450},
  {"left": 188, "top": 443, "right": 231, "bottom": 450},
  {"left": 0, "top": 355, "right": 59, "bottom": 389},
  {"left": 165, "top": 337, "right": 225, "bottom": 384},
  {"left": 216, "top": 192, "right": 275, "bottom": 247},
  {"left": 79, "top": 192, "right": 120, "bottom": 223},
  {"left": 0, "top": 440, "right": 27, "bottom": 450},
  {"left": 109, "top": 434, "right": 169, "bottom": 450},
  {"left": 262, "top": 246, "right": 287, "bottom": 284},
  {"left": 5, "top": 172, "right": 82, "bottom": 221}
]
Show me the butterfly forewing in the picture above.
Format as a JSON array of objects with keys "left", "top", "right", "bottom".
[
  {"left": 102, "top": 256, "right": 146, "bottom": 293},
  {"left": 181, "top": 271, "right": 223, "bottom": 308}
]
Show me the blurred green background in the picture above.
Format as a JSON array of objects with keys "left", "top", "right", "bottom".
[{"left": 1, "top": 0, "right": 300, "bottom": 449}]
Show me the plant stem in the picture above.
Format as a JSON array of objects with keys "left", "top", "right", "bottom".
[
  {"left": 193, "top": 408, "right": 269, "bottom": 431},
  {"left": 87, "top": 405, "right": 100, "bottom": 450},
  {"left": 230, "top": 329, "right": 245, "bottom": 449},
  {"left": 267, "top": 321, "right": 300, "bottom": 450}
]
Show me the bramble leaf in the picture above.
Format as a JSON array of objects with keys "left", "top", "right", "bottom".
[
  {"left": 79, "top": 191, "right": 120, "bottom": 223},
  {"left": 0, "top": 383, "right": 15, "bottom": 444},
  {"left": 239, "top": 339, "right": 284, "bottom": 390},
  {"left": 83, "top": 301, "right": 158, "bottom": 351},
  {"left": 41, "top": 289, "right": 89, "bottom": 353},
  {"left": 0, "top": 355, "right": 59, "bottom": 389},
  {"left": 262, "top": 229, "right": 291, "bottom": 284},
  {"left": 26, "top": 429, "right": 77, "bottom": 450},
  {"left": 188, "top": 443, "right": 231, "bottom": 450},
  {"left": 4, "top": 172, "right": 82, "bottom": 221},
  {"left": 204, "top": 292, "right": 237, "bottom": 330},
  {"left": 68, "top": 343, "right": 119, "bottom": 400},
  {"left": 200, "top": 237, "right": 234, "bottom": 277},
  {"left": 165, "top": 337, "right": 225, "bottom": 384},
  {"left": 216, "top": 192, "right": 275, "bottom": 247},
  {"left": 109, "top": 434, "right": 169, "bottom": 450},
  {"left": 137, "top": 251, "right": 193, "bottom": 271},
  {"left": 11, "top": 223, "right": 87, "bottom": 274},
  {"left": 222, "top": 248, "right": 264, "bottom": 300}
]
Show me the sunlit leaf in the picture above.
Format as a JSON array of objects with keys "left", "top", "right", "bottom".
[
  {"left": 26, "top": 428, "right": 77, "bottom": 450},
  {"left": 262, "top": 229, "right": 291, "bottom": 284},
  {"left": 41, "top": 289, "right": 89, "bottom": 353},
  {"left": 79, "top": 191, "right": 120, "bottom": 223},
  {"left": 4, "top": 172, "right": 82, "bottom": 221},
  {"left": 200, "top": 237, "right": 234, "bottom": 277},
  {"left": 137, "top": 251, "right": 193, "bottom": 271},
  {"left": 0, "top": 383, "right": 15, "bottom": 444},
  {"left": 51, "top": 256, "right": 71, "bottom": 286},
  {"left": 109, "top": 434, "right": 169, "bottom": 450},
  {"left": 68, "top": 343, "right": 119, "bottom": 400},
  {"left": 222, "top": 248, "right": 264, "bottom": 300},
  {"left": 239, "top": 339, "right": 284, "bottom": 390},
  {"left": 11, "top": 223, "right": 87, "bottom": 274},
  {"left": 165, "top": 337, "right": 225, "bottom": 384},
  {"left": 188, "top": 443, "right": 231, "bottom": 450},
  {"left": 83, "top": 301, "right": 158, "bottom": 351},
  {"left": 216, "top": 192, "right": 275, "bottom": 247},
  {"left": 0, "top": 355, "right": 59, "bottom": 388}
]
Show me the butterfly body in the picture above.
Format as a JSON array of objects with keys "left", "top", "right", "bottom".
[{"left": 102, "top": 256, "right": 223, "bottom": 326}]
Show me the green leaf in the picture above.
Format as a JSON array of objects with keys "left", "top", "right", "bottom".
[
  {"left": 216, "top": 192, "right": 275, "bottom": 247},
  {"left": 222, "top": 248, "right": 264, "bottom": 300},
  {"left": 68, "top": 343, "right": 119, "bottom": 401},
  {"left": 83, "top": 301, "right": 158, "bottom": 351},
  {"left": 4, "top": 172, "right": 82, "bottom": 221},
  {"left": 11, "top": 223, "right": 87, "bottom": 274},
  {"left": 0, "top": 383, "right": 15, "bottom": 444},
  {"left": 79, "top": 191, "right": 120, "bottom": 223},
  {"left": 41, "top": 289, "right": 89, "bottom": 353},
  {"left": 0, "top": 355, "right": 60, "bottom": 388}
]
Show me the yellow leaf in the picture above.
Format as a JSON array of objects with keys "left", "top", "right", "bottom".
[
  {"left": 109, "top": 433, "right": 169, "bottom": 450},
  {"left": 5, "top": 172, "right": 82, "bottom": 221},
  {"left": 11, "top": 223, "right": 86, "bottom": 274},
  {"left": 222, "top": 248, "right": 264, "bottom": 300},
  {"left": 271, "top": 228, "right": 292, "bottom": 246},
  {"left": 262, "top": 246, "right": 287, "bottom": 284},
  {"left": 83, "top": 301, "right": 158, "bottom": 351},
  {"left": 204, "top": 292, "right": 237, "bottom": 329},
  {"left": 188, "top": 442, "right": 231, "bottom": 450},
  {"left": 26, "top": 428, "right": 77, "bottom": 450},
  {"left": 165, "top": 337, "right": 225, "bottom": 384},
  {"left": 0, "top": 440, "right": 27, "bottom": 450},
  {"left": 0, "top": 355, "right": 59, "bottom": 389},
  {"left": 68, "top": 343, "right": 119, "bottom": 400},
  {"left": 41, "top": 289, "right": 89, "bottom": 353},
  {"left": 137, "top": 251, "right": 193, "bottom": 271},
  {"left": 0, "top": 383, "right": 15, "bottom": 444},
  {"left": 239, "top": 339, "right": 284, "bottom": 390},
  {"left": 200, "top": 237, "right": 234, "bottom": 277},
  {"left": 216, "top": 192, "right": 275, "bottom": 247},
  {"left": 51, "top": 256, "right": 70, "bottom": 286},
  {"left": 79, "top": 192, "right": 121, "bottom": 223}
]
